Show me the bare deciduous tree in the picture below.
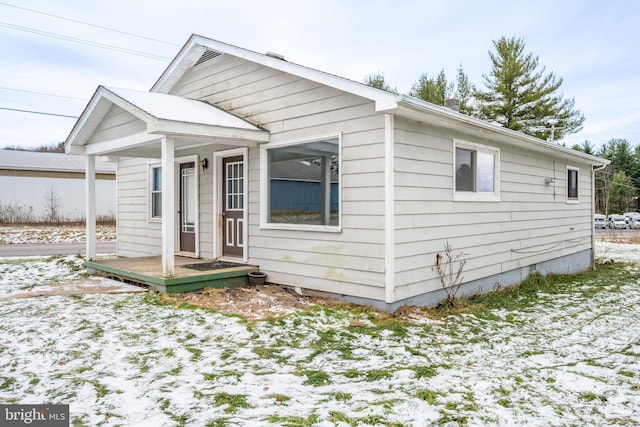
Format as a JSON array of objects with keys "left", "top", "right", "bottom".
[{"left": 43, "top": 187, "right": 62, "bottom": 224}]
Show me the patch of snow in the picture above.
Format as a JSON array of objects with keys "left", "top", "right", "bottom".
[
  {"left": 0, "top": 225, "right": 115, "bottom": 244},
  {"left": 0, "top": 242, "right": 637, "bottom": 425}
]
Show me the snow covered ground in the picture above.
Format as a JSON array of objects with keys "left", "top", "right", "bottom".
[
  {"left": 0, "top": 243, "right": 638, "bottom": 426},
  {"left": 0, "top": 225, "right": 115, "bottom": 244}
]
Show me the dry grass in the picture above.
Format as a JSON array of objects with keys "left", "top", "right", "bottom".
[{"left": 596, "top": 229, "right": 640, "bottom": 244}]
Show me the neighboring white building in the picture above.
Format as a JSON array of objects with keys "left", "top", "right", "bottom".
[
  {"left": 0, "top": 149, "right": 115, "bottom": 221},
  {"left": 65, "top": 35, "right": 608, "bottom": 309}
]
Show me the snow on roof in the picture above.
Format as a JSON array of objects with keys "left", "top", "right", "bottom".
[
  {"left": 104, "top": 87, "right": 261, "bottom": 130},
  {"left": 0, "top": 149, "right": 115, "bottom": 173}
]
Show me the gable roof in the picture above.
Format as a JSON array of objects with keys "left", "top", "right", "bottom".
[
  {"left": 65, "top": 86, "right": 268, "bottom": 154},
  {"left": 151, "top": 34, "right": 607, "bottom": 166}
]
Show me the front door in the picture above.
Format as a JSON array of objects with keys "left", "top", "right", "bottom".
[
  {"left": 222, "top": 156, "right": 244, "bottom": 257},
  {"left": 179, "top": 162, "right": 196, "bottom": 253}
]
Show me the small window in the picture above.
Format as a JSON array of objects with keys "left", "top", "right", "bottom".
[
  {"left": 454, "top": 140, "right": 499, "bottom": 201},
  {"left": 265, "top": 136, "right": 340, "bottom": 229},
  {"left": 567, "top": 166, "right": 579, "bottom": 202},
  {"left": 149, "top": 164, "right": 162, "bottom": 219}
]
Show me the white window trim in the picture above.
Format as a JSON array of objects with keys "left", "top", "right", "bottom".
[
  {"left": 453, "top": 139, "right": 500, "bottom": 202},
  {"left": 260, "top": 133, "right": 342, "bottom": 232},
  {"left": 147, "top": 162, "right": 162, "bottom": 222},
  {"left": 566, "top": 165, "right": 580, "bottom": 204}
]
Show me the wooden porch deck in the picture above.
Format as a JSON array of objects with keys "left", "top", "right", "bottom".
[{"left": 85, "top": 256, "right": 258, "bottom": 294}]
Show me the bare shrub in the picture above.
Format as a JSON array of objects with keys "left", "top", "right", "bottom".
[
  {"left": 434, "top": 241, "right": 467, "bottom": 307},
  {"left": 0, "top": 202, "right": 35, "bottom": 224}
]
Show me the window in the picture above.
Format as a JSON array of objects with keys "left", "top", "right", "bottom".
[
  {"left": 149, "top": 164, "right": 162, "bottom": 219},
  {"left": 265, "top": 136, "right": 340, "bottom": 229},
  {"left": 567, "top": 166, "right": 579, "bottom": 202},
  {"left": 454, "top": 140, "right": 500, "bottom": 201}
]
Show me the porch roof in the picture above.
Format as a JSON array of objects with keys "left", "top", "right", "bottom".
[{"left": 65, "top": 86, "right": 268, "bottom": 157}]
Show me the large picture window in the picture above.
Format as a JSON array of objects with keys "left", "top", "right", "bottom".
[
  {"left": 567, "top": 166, "right": 579, "bottom": 202},
  {"left": 149, "top": 164, "right": 162, "bottom": 219},
  {"left": 454, "top": 140, "right": 500, "bottom": 201},
  {"left": 265, "top": 137, "right": 340, "bottom": 228}
]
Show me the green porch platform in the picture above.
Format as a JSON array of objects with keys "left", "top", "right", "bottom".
[{"left": 84, "top": 256, "right": 259, "bottom": 294}]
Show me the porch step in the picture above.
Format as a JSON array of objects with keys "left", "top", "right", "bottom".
[{"left": 85, "top": 258, "right": 259, "bottom": 294}]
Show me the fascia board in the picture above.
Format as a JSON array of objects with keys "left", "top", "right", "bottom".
[
  {"left": 149, "top": 120, "right": 269, "bottom": 142},
  {"left": 152, "top": 35, "right": 398, "bottom": 106},
  {"left": 65, "top": 86, "right": 156, "bottom": 151},
  {"left": 389, "top": 95, "right": 609, "bottom": 166}
]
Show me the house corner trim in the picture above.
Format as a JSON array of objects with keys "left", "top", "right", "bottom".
[{"left": 384, "top": 113, "right": 395, "bottom": 303}]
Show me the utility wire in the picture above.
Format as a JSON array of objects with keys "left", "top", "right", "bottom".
[
  {"left": 0, "top": 86, "right": 87, "bottom": 101},
  {"left": 0, "top": 1, "right": 179, "bottom": 47},
  {"left": 0, "top": 21, "right": 171, "bottom": 60},
  {"left": 0, "top": 106, "right": 78, "bottom": 119}
]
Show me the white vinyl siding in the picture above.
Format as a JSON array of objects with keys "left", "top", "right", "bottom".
[
  {"left": 165, "top": 56, "right": 388, "bottom": 300},
  {"left": 88, "top": 104, "right": 146, "bottom": 144},
  {"left": 117, "top": 158, "right": 162, "bottom": 257},
  {"left": 392, "top": 116, "right": 595, "bottom": 300}
]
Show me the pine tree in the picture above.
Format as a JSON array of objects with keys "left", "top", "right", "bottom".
[
  {"left": 475, "top": 36, "right": 584, "bottom": 141},
  {"left": 454, "top": 65, "right": 476, "bottom": 115},
  {"left": 409, "top": 70, "right": 453, "bottom": 106},
  {"left": 364, "top": 71, "right": 398, "bottom": 94}
]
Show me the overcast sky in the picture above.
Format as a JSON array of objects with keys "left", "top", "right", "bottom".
[{"left": 0, "top": 0, "right": 638, "bottom": 151}]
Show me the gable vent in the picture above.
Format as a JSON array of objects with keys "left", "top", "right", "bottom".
[{"left": 194, "top": 49, "right": 223, "bottom": 66}]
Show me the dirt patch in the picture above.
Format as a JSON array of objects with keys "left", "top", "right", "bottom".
[
  {"left": 160, "top": 284, "right": 343, "bottom": 321},
  {"left": 159, "top": 284, "right": 438, "bottom": 322}
]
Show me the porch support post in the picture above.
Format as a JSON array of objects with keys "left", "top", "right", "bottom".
[
  {"left": 85, "top": 155, "right": 96, "bottom": 261},
  {"left": 161, "top": 136, "right": 175, "bottom": 277}
]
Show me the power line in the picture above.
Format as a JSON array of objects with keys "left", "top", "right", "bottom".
[
  {"left": 0, "top": 106, "right": 78, "bottom": 119},
  {"left": 0, "top": 1, "right": 180, "bottom": 47},
  {"left": 0, "top": 86, "right": 87, "bottom": 101},
  {"left": 0, "top": 21, "right": 171, "bottom": 61}
]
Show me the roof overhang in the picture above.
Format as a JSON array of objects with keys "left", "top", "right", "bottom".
[
  {"left": 151, "top": 34, "right": 399, "bottom": 112},
  {"left": 151, "top": 35, "right": 608, "bottom": 167},
  {"left": 65, "top": 86, "right": 269, "bottom": 157},
  {"left": 384, "top": 95, "right": 610, "bottom": 167}
]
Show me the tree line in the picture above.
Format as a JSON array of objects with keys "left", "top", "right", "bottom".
[
  {"left": 366, "top": 35, "right": 637, "bottom": 214},
  {"left": 365, "top": 36, "right": 584, "bottom": 141},
  {"left": 573, "top": 139, "right": 640, "bottom": 215}
]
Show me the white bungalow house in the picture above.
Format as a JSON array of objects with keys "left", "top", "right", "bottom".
[{"left": 65, "top": 34, "right": 608, "bottom": 310}]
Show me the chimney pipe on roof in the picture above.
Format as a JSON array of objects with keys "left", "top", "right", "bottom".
[
  {"left": 444, "top": 98, "right": 460, "bottom": 112},
  {"left": 266, "top": 51, "right": 285, "bottom": 60}
]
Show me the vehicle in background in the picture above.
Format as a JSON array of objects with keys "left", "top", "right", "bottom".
[
  {"left": 594, "top": 214, "right": 607, "bottom": 229},
  {"left": 608, "top": 214, "right": 628, "bottom": 229},
  {"left": 631, "top": 215, "right": 640, "bottom": 230},
  {"left": 624, "top": 212, "right": 640, "bottom": 225}
]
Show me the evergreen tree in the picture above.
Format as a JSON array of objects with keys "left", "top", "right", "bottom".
[
  {"left": 608, "top": 170, "right": 635, "bottom": 213},
  {"left": 454, "top": 64, "right": 476, "bottom": 115},
  {"left": 475, "top": 36, "right": 585, "bottom": 141},
  {"left": 597, "top": 138, "right": 640, "bottom": 214},
  {"left": 571, "top": 140, "right": 596, "bottom": 155},
  {"left": 364, "top": 71, "right": 398, "bottom": 94},
  {"left": 409, "top": 69, "right": 453, "bottom": 106}
]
